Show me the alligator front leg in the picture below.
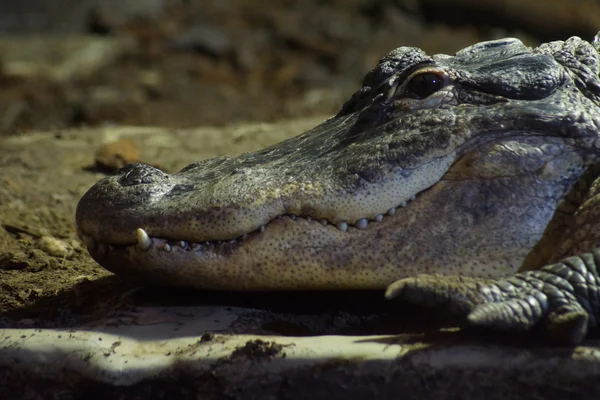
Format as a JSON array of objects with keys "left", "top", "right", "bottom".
[{"left": 386, "top": 249, "right": 600, "bottom": 344}]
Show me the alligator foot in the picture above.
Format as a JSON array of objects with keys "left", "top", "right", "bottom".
[{"left": 386, "top": 250, "right": 600, "bottom": 345}]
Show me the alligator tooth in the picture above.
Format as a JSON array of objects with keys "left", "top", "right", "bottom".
[
  {"left": 178, "top": 241, "right": 187, "bottom": 249},
  {"left": 337, "top": 221, "right": 348, "bottom": 232},
  {"left": 306, "top": 216, "right": 312, "bottom": 222},
  {"left": 320, "top": 219, "right": 328, "bottom": 226},
  {"left": 355, "top": 218, "right": 368, "bottom": 229},
  {"left": 242, "top": 234, "right": 249, "bottom": 240},
  {"left": 410, "top": 195, "right": 416, "bottom": 201},
  {"left": 230, "top": 239, "right": 237, "bottom": 244},
  {"left": 290, "top": 215, "right": 296, "bottom": 220},
  {"left": 374, "top": 214, "right": 384, "bottom": 222},
  {"left": 136, "top": 228, "right": 152, "bottom": 251},
  {"left": 260, "top": 225, "right": 266, "bottom": 232},
  {"left": 387, "top": 208, "right": 396, "bottom": 216},
  {"left": 163, "top": 243, "right": 172, "bottom": 253},
  {"left": 400, "top": 201, "right": 407, "bottom": 208}
]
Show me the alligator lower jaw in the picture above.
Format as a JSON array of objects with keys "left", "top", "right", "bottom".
[
  {"left": 81, "top": 191, "right": 418, "bottom": 256},
  {"left": 82, "top": 206, "right": 421, "bottom": 291}
]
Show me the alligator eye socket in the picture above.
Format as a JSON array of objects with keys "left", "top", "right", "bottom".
[{"left": 404, "top": 72, "right": 448, "bottom": 99}]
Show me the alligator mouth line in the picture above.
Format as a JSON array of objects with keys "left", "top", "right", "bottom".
[{"left": 84, "top": 193, "right": 419, "bottom": 255}]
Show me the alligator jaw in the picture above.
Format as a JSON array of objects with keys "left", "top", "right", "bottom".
[
  {"left": 76, "top": 36, "right": 600, "bottom": 290},
  {"left": 76, "top": 133, "right": 591, "bottom": 291}
]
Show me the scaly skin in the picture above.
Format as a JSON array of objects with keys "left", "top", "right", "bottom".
[
  {"left": 77, "top": 33, "right": 600, "bottom": 342},
  {"left": 388, "top": 166, "right": 600, "bottom": 344}
]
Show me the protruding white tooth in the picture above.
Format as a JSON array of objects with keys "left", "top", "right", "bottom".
[
  {"left": 306, "top": 216, "right": 312, "bottom": 222},
  {"left": 290, "top": 215, "right": 296, "bottom": 220},
  {"left": 400, "top": 201, "right": 407, "bottom": 207},
  {"left": 337, "top": 221, "right": 348, "bottom": 232},
  {"left": 355, "top": 218, "right": 368, "bottom": 229},
  {"left": 410, "top": 195, "right": 416, "bottom": 201},
  {"left": 320, "top": 219, "right": 328, "bottom": 226},
  {"left": 242, "top": 234, "right": 249, "bottom": 240},
  {"left": 179, "top": 241, "right": 187, "bottom": 249},
  {"left": 163, "top": 243, "right": 171, "bottom": 253},
  {"left": 387, "top": 207, "right": 396, "bottom": 215},
  {"left": 136, "top": 228, "right": 152, "bottom": 251},
  {"left": 260, "top": 225, "right": 266, "bottom": 232},
  {"left": 230, "top": 239, "right": 237, "bottom": 244},
  {"left": 374, "top": 214, "right": 384, "bottom": 222}
]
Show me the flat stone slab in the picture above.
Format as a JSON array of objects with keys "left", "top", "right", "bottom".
[
  {"left": 1, "top": 118, "right": 600, "bottom": 398},
  {"left": 3, "top": 304, "right": 600, "bottom": 399}
]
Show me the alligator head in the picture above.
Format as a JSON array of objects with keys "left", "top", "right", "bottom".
[{"left": 76, "top": 35, "right": 600, "bottom": 290}]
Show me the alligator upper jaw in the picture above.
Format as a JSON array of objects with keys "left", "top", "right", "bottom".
[
  {"left": 75, "top": 103, "right": 595, "bottom": 252},
  {"left": 76, "top": 151, "right": 456, "bottom": 247},
  {"left": 79, "top": 172, "right": 436, "bottom": 254},
  {"left": 75, "top": 106, "right": 468, "bottom": 246}
]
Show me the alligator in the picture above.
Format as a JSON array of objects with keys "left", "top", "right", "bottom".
[{"left": 76, "top": 33, "right": 600, "bottom": 344}]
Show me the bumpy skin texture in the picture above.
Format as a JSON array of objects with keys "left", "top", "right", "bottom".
[
  {"left": 77, "top": 33, "right": 600, "bottom": 342},
  {"left": 385, "top": 33, "right": 600, "bottom": 344},
  {"left": 386, "top": 250, "right": 600, "bottom": 344}
]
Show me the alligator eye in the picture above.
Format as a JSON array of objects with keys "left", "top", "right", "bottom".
[{"left": 404, "top": 72, "right": 448, "bottom": 99}]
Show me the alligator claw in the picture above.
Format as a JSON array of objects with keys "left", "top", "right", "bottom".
[
  {"left": 385, "top": 275, "right": 492, "bottom": 315},
  {"left": 386, "top": 250, "right": 600, "bottom": 344}
]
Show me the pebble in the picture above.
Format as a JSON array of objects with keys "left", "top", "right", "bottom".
[
  {"left": 37, "top": 236, "right": 74, "bottom": 258},
  {"left": 94, "top": 138, "right": 141, "bottom": 171}
]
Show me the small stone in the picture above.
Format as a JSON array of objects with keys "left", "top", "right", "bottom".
[
  {"left": 37, "top": 236, "right": 74, "bottom": 258},
  {"left": 94, "top": 138, "right": 141, "bottom": 171}
]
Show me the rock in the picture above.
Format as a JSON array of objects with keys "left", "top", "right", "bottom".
[
  {"left": 37, "top": 236, "right": 73, "bottom": 258},
  {"left": 1, "top": 305, "right": 600, "bottom": 398},
  {"left": 94, "top": 138, "right": 141, "bottom": 171}
]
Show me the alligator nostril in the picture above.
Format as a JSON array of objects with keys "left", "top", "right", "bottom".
[{"left": 118, "top": 163, "right": 169, "bottom": 186}]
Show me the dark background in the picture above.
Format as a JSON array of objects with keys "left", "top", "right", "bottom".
[{"left": 0, "top": 0, "right": 598, "bottom": 134}]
